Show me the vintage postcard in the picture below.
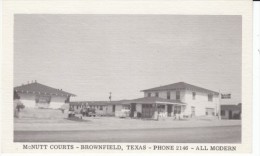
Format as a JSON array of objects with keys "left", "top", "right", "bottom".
[{"left": 1, "top": 0, "right": 252, "bottom": 153}]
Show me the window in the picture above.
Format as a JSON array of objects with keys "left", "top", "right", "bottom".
[
  {"left": 147, "top": 93, "right": 151, "bottom": 97},
  {"left": 205, "top": 108, "right": 215, "bottom": 116},
  {"left": 167, "top": 91, "right": 171, "bottom": 99},
  {"left": 208, "top": 94, "right": 213, "bottom": 102},
  {"left": 157, "top": 105, "right": 165, "bottom": 113},
  {"left": 123, "top": 105, "right": 130, "bottom": 110},
  {"left": 191, "top": 106, "right": 195, "bottom": 116},
  {"left": 155, "top": 92, "right": 159, "bottom": 97},
  {"left": 99, "top": 106, "right": 103, "bottom": 110},
  {"left": 192, "top": 92, "right": 196, "bottom": 100},
  {"left": 221, "top": 110, "right": 225, "bottom": 116},
  {"left": 174, "top": 106, "right": 182, "bottom": 114},
  {"left": 176, "top": 91, "right": 180, "bottom": 100}
]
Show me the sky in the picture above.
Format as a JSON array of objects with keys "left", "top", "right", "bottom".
[{"left": 14, "top": 15, "right": 242, "bottom": 104}]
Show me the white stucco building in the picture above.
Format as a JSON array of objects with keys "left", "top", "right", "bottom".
[
  {"left": 69, "top": 100, "right": 129, "bottom": 117},
  {"left": 123, "top": 82, "right": 220, "bottom": 119},
  {"left": 14, "top": 81, "right": 76, "bottom": 109}
]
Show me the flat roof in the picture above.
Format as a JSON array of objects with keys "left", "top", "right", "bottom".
[{"left": 221, "top": 105, "right": 241, "bottom": 111}]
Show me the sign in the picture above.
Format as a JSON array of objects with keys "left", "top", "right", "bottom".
[{"left": 221, "top": 94, "right": 231, "bottom": 99}]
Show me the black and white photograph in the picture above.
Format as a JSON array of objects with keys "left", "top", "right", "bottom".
[{"left": 13, "top": 14, "right": 243, "bottom": 143}]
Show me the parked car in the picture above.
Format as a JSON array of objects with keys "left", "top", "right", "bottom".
[
  {"left": 87, "top": 108, "right": 96, "bottom": 117},
  {"left": 116, "top": 109, "right": 130, "bottom": 118}
]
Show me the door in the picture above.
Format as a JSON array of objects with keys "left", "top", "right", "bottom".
[
  {"left": 36, "top": 95, "right": 51, "bottom": 108},
  {"left": 142, "top": 104, "right": 155, "bottom": 118},
  {"left": 112, "top": 105, "right": 116, "bottom": 113},
  {"left": 130, "top": 103, "right": 136, "bottom": 117},
  {"left": 206, "top": 108, "right": 215, "bottom": 116},
  {"left": 174, "top": 106, "right": 181, "bottom": 114},
  {"left": 191, "top": 106, "right": 195, "bottom": 117},
  {"left": 229, "top": 110, "right": 233, "bottom": 119},
  {"left": 167, "top": 105, "right": 172, "bottom": 117}
]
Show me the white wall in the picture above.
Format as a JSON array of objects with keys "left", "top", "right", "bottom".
[
  {"left": 106, "top": 105, "right": 114, "bottom": 115},
  {"left": 20, "top": 99, "right": 36, "bottom": 108},
  {"left": 51, "top": 95, "right": 67, "bottom": 103},
  {"left": 144, "top": 90, "right": 185, "bottom": 101},
  {"left": 18, "top": 92, "right": 67, "bottom": 109},
  {"left": 18, "top": 93, "right": 36, "bottom": 108},
  {"left": 50, "top": 102, "right": 64, "bottom": 109},
  {"left": 136, "top": 104, "right": 142, "bottom": 113},
  {"left": 115, "top": 105, "right": 122, "bottom": 111},
  {"left": 19, "top": 93, "right": 36, "bottom": 100},
  {"left": 49, "top": 95, "right": 67, "bottom": 109},
  {"left": 144, "top": 89, "right": 219, "bottom": 117},
  {"left": 183, "top": 90, "right": 219, "bottom": 116}
]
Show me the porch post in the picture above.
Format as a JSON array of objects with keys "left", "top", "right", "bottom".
[
  {"left": 165, "top": 104, "right": 168, "bottom": 117},
  {"left": 154, "top": 103, "right": 158, "bottom": 121}
]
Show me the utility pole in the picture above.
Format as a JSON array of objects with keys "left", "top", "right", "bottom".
[{"left": 109, "top": 92, "right": 112, "bottom": 102}]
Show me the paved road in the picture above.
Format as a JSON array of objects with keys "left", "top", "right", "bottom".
[{"left": 14, "top": 125, "right": 241, "bottom": 143}]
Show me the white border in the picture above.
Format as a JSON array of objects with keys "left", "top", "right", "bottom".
[
  {"left": 1, "top": 0, "right": 253, "bottom": 154},
  {"left": 252, "top": 1, "right": 260, "bottom": 156}
]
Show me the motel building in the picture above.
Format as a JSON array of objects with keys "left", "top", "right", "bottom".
[
  {"left": 220, "top": 104, "right": 241, "bottom": 120},
  {"left": 70, "top": 82, "right": 220, "bottom": 120},
  {"left": 14, "top": 81, "right": 76, "bottom": 109},
  {"left": 122, "top": 82, "right": 220, "bottom": 119},
  {"left": 69, "top": 100, "right": 130, "bottom": 117}
]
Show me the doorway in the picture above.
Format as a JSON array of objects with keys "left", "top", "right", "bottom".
[
  {"left": 229, "top": 110, "right": 233, "bottom": 119},
  {"left": 112, "top": 105, "right": 116, "bottom": 113},
  {"left": 191, "top": 106, "right": 195, "bottom": 117},
  {"left": 130, "top": 103, "right": 136, "bottom": 117},
  {"left": 142, "top": 104, "right": 155, "bottom": 118},
  {"left": 167, "top": 105, "right": 172, "bottom": 117}
]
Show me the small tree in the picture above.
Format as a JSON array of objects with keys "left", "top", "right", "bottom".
[
  {"left": 14, "top": 90, "right": 20, "bottom": 100},
  {"left": 65, "top": 96, "right": 70, "bottom": 103},
  {"left": 14, "top": 90, "right": 24, "bottom": 112}
]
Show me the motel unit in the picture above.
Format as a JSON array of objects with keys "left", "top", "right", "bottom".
[
  {"left": 220, "top": 104, "right": 241, "bottom": 120},
  {"left": 14, "top": 81, "right": 76, "bottom": 109},
  {"left": 69, "top": 100, "right": 130, "bottom": 117}
]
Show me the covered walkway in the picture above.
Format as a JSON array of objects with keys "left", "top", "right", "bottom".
[{"left": 122, "top": 97, "right": 186, "bottom": 119}]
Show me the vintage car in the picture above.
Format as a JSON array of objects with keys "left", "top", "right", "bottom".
[{"left": 115, "top": 109, "right": 130, "bottom": 118}]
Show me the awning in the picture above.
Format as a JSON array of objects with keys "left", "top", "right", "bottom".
[{"left": 121, "top": 97, "right": 186, "bottom": 106}]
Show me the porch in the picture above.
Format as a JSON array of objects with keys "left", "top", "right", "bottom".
[{"left": 123, "top": 97, "right": 186, "bottom": 120}]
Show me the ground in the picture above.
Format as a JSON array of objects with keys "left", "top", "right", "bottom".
[
  {"left": 14, "top": 116, "right": 241, "bottom": 143},
  {"left": 14, "top": 126, "right": 240, "bottom": 143}
]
